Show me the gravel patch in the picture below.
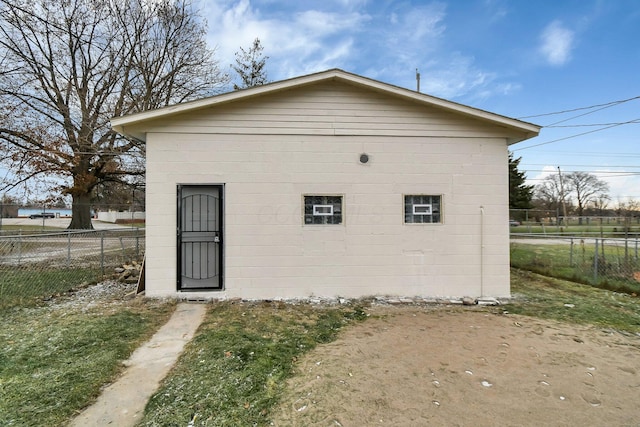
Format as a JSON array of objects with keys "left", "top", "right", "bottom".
[{"left": 46, "top": 280, "right": 138, "bottom": 313}]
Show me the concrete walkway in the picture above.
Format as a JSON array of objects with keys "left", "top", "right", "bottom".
[{"left": 70, "top": 303, "right": 207, "bottom": 427}]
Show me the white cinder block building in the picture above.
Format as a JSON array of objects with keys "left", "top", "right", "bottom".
[{"left": 111, "top": 69, "right": 539, "bottom": 300}]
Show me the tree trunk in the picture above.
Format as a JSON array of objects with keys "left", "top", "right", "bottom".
[
  {"left": 578, "top": 206, "right": 583, "bottom": 225},
  {"left": 68, "top": 192, "right": 94, "bottom": 230}
]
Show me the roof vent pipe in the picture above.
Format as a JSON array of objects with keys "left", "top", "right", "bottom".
[{"left": 416, "top": 68, "right": 421, "bottom": 92}]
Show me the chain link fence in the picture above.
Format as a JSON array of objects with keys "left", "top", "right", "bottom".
[
  {"left": 5, "top": 224, "right": 640, "bottom": 304},
  {"left": 0, "top": 229, "right": 145, "bottom": 307},
  {"left": 510, "top": 234, "right": 640, "bottom": 294}
]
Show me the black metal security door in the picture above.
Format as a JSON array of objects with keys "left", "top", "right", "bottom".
[{"left": 177, "top": 185, "right": 223, "bottom": 290}]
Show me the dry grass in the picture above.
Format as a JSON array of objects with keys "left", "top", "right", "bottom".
[
  {"left": 0, "top": 285, "right": 175, "bottom": 426},
  {"left": 507, "top": 268, "right": 640, "bottom": 334},
  {"left": 138, "top": 301, "right": 367, "bottom": 427},
  {"left": 2, "top": 267, "right": 639, "bottom": 426}
]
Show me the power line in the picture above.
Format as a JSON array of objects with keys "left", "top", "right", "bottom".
[
  {"left": 523, "top": 163, "right": 640, "bottom": 169},
  {"left": 513, "top": 117, "right": 640, "bottom": 151},
  {"left": 596, "top": 172, "right": 640, "bottom": 178},
  {"left": 523, "top": 169, "right": 640, "bottom": 175},
  {"left": 519, "top": 150, "right": 640, "bottom": 158},
  {"left": 517, "top": 95, "right": 640, "bottom": 119},
  {"left": 543, "top": 103, "right": 638, "bottom": 127},
  {"left": 546, "top": 119, "right": 640, "bottom": 128}
]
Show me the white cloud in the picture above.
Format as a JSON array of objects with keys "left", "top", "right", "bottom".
[
  {"left": 293, "top": 10, "right": 370, "bottom": 41},
  {"left": 482, "top": 0, "right": 508, "bottom": 22},
  {"left": 390, "top": 53, "right": 519, "bottom": 101},
  {"left": 424, "top": 55, "right": 496, "bottom": 98},
  {"left": 593, "top": 171, "right": 640, "bottom": 206},
  {"left": 198, "top": 0, "right": 519, "bottom": 101},
  {"left": 382, "top": 3, "right": 446, "bottom": 48},
  {"left": 361, "top": 3, "right": 520, "bottom": 101},
  {"left": 538, "top": 20, "right": 575, "bottom": 66},
  {"left": 201, "top": 0, "right": 369, "bottom": 81},
  {"left": 527, "top": 165, "right": 557, "bottom": 185},
  {"left": 277, "top": 39, "right": 355, "bottom": 77},
  {"left": 331, "top": 0, "right": 369, "bottom": 9}
]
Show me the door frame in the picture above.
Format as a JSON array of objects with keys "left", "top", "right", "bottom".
[{"left": 176, "top": 184, "right": 224, "bottom": 291}]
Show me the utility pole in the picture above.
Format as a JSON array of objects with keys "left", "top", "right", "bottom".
[{"left": 557, "top": 166, "right": 568, "bottom": 225}]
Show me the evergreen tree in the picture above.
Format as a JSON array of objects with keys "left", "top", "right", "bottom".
[
  {"left": 232, "top": 38, "right": 269, "bottom": 90},
  {"left": 509, "top": 152, "right": 533, "bottom": 209}
]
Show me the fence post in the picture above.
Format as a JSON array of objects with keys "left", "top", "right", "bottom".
[
  {"left": 569, "top": 238, "right": 574, "bottom": 267},
  {"left": 593, "top": 238, "right": 599, "bottom": 284},
  {"left": 17, "top": 230, "right": 22, "bottom": 265},
  {"left": 625, "top": 237, "right": 629, "bottom": 264},
  {"left": 119, "top": 236, "right": 125, "bottom": 258},
  {"left": 135, "top": 228, "right": 139, "bottom": 258},
  {"left": 67, "top": 230, "right": 71, "bottom": 268},
  {"left": 101, "top": 233, "right": 105, "bottom": 276}
]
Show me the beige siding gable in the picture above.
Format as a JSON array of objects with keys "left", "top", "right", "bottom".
[{"left": 129, "top": 81, "right": 521, "bottom": 140}]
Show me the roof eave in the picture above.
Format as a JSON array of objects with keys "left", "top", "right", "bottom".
[
  {"left": 507, "top": 131, "right": 540, "bottom": 145},
  {"left": 111, "top": 124, "right": 146, "bottom": 142}
]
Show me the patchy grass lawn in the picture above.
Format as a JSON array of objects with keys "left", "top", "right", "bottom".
[
  {"left": 0, "top": 292, "right": 175, "bottom": 427},
  {"left": 508, "top": 268, "right": 640, "bottom": 334},
  {"left": 139, "top": 271, "right": 640, "bottom": 427},
  {"left": 2, "top": 268, "right": 639, "bottom": 427},
  {"left": 510, "top": 241, "right": 640, "bottom": 295},
  {"left": 138, "top": 301, "right": 367, "bottom": 427}
]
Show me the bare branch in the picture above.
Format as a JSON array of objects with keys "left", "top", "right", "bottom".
[{"left": 0, "top": 0, "right": 228, "bottom": 228}]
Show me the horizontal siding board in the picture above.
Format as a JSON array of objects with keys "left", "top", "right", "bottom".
[
  {"left": 142, "top": 127, "right": 505, "bottom": 138},
  {"left": 137, "top": 81, "right": 517, "bottom": 138}
]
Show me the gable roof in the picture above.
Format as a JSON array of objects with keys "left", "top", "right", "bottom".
[{"left": 111, "top": 68, "right": 540, "bottom": 143}]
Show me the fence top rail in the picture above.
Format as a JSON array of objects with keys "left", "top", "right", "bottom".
[
  {"left": 0, "top": 228, "right": 144, "bottom": 239},
  {"left": 511, "top": 233, "right": 639, "bottom": 243},
  {"left": 511, "top": 233, "right": 576, "bottom": 241}
]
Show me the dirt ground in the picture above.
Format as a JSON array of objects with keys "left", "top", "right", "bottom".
[{"left": 271, "top": 306, "right": 640, "bottom": 426}]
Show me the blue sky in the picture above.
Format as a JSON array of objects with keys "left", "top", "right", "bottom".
[{"left": 202, "top": 0, "right": 640, "bottom": 206}]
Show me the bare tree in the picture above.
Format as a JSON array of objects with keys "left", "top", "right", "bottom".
[
  {"left": 231, "top": 37, "right": 269, "bottom": 90},
  {"left": 534, "top": 174, "right": 567, "bottom": 213},
  {"left": 564, "top": 171, "right": 609, "bottom": 220},
  {"left": 593, "top": 193, "right": 611, "bottom": 216},
  {"left": 0, "top": 0, "right": 228, "bottom": 228},
  {"left": 616, "top": 199, "right": 640, "bottom": 217}
]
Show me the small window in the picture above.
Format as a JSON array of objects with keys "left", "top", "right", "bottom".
[
  {"left": 405, "top": 195, "right": 441, "bottom": 223},
  {"left": 413, "top": 204, "right": 432, "bottom": 215},
  {"left": 313, "top": 205, "right": 334, "bottom": 216},
  {"left": 304, "top": 195, "right": 342, "bottom": 224}
]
